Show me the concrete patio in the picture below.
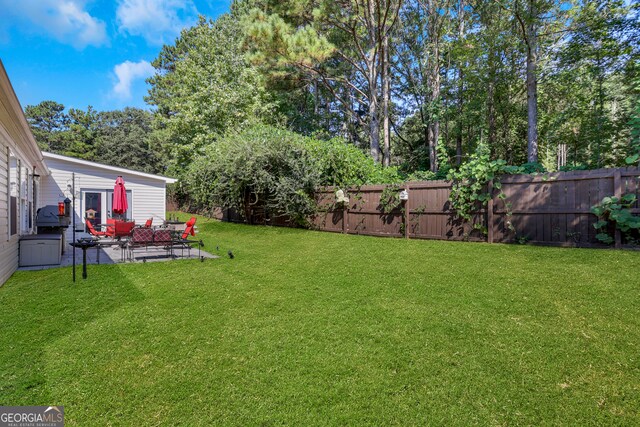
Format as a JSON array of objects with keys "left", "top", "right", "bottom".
[{"left": 18, "top": 237, "right": 218, "bottom": 272}]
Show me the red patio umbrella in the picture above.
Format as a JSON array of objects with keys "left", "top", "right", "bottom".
[{"left": 113, "top": 176, "right": 128, "bottom": 219}]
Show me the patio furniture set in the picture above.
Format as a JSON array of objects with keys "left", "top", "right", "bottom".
[{"left": 82, "top": 216, "right": 204, "bottom": 262}]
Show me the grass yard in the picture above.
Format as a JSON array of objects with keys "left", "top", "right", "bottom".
[{"left": 1, "top": 214, "right": 639, "bottom": 425}]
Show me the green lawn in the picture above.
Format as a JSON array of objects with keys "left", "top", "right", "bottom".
[{"left": 1, "top": 215, "right": 639, "bottom": 425}]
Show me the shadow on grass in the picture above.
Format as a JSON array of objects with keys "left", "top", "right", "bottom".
[{"left": 0, "top": 265, "right": 144, "bottom": 404}]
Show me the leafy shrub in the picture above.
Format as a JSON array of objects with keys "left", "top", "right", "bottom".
[
  {"left": 591, "top": 194, "right": 640, "bottom": 245},
  {"left": 503, "top": 161, "right": 546, "bottom": 175},
  {"left": 185, "top": 126, "right": 319, "bottom": 225},
  {"left": 184, "top": 125, "right": 399, "bottom": 225},
  {"left": 305, "top": 137, "right": 402, "bottom": 187},
  {"left": 406, "top": 170, "right": 437, "bottom": 182},
  {"left": 559, "top": 163, "right": 588, "bottom": 172},
  {"left": 517, "top": 162, "right": 546, "bottom": 174}
]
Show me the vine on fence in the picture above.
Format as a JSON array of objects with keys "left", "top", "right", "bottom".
[
  {"left": 379, "top": 184, "right": 403, "bottom": 214},
  {"left": 591, "top": 194, "right": 640, "bottom": 245},
  {"left": 409, "top": 205, "right": 427, "bottom": 234},
  {"left": 446, "top": 143, "right": 513, "bottom": 234}
]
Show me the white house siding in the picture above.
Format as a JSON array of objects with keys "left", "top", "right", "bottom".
[
  {"left": 0, "top": 61, "right": 47, "bottom": 286},
  {"left": 40, "top": 156, "right": 172, "bottom": 243},
  {"left": 0, "top": 141, "right": 14, "bottom": 286}
]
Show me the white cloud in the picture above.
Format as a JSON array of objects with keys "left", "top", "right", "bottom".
[
  {"left": 0, "top": 0, "right": 108, "bottom": 49},
  {"left": 116, "top": 0, "right": 198, "bottom": 45},
  {"left": 112, "top": 60, "right": 155, "bottom": 99}
]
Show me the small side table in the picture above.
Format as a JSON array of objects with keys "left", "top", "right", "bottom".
[{"left": 69, "top": 239, "right": 98, "bottom": 280}]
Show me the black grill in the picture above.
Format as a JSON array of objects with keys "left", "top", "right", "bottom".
[{"left": 36, "top": 205, "right": 70, "bottom": 253}]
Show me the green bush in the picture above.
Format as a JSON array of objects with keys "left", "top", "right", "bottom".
[
  {"left": 305, "top": 137, "right": 402, "bottom": 187},
  {"left": 184, "top": 125, "right": 399, "bottom": 225},
  {"left": 559, "top": 163, "right": 587, "bottom": 172},
  {"left": 503, "top": 161, "right": 547, "bottom": 175}
]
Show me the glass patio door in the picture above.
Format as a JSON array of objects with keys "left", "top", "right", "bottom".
[
  {"left": 106, "top": 190, "right": 132, "bottom": 220},
  {"left": 83, "top": 191, "right": 104, "bottom": 232}
]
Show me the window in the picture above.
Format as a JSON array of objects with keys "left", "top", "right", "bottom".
[
  {"left": 32, "top": 173, "right": 39, "bottom": 230},
  {"left": 21, "top": 165, "right": 30, "bottom": 233},
  {"left": 8, "top": 150, "right": 17, "bottom": 237}
]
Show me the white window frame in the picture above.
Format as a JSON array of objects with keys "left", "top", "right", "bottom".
[{"left": 8, "top": 149, "right": 18, "bottom": 238}]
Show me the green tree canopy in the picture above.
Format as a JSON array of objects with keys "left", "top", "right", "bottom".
[{"left": 146, "top": 13, "right": 281, "bottom": 175}]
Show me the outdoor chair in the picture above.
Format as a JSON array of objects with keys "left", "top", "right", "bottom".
[
  {"left": 128, "top": 228, "right": 173, "bottom": 260},
  {"left": 85, "top": 219, "right": 107, "bottom": 237},
  {"left": 172, "top": 217, "right": 202, "bottom": 258},
  {"left": 128, "top": 227, "right": 154, "bottom": 257},
  {"left": 154, "top": 229, "right": 174, "bottom": 247},
  {"left": 181, "top": 217, "right": 197, "bottom": 239},
  {"left": 114, "top": 221, "right": 135, "bottom": 239},
  {"left": 106, "top": 218, "right": 116, "bottom": 238},
  {"left": 127, "top": 223, "right": 203, "bottom": 261}
]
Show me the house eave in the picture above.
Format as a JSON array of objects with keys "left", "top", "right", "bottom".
[{"left": 42, "top": 152, "right": 178, "bottom": 184}]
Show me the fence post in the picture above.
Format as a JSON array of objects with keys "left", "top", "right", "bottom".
[
  {"left": 614, "top": 169, "right": 622, "bottom": 249},
  {"left": 342, "top": 203, "right": 347, "bottom": 234},
  {"left": 404, "top": 185, "right": 410, "bottom": 239},
  {"left": 487, "top": 180, "right": 494, "bottom": 244}
]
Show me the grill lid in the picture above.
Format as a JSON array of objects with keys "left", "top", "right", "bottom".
[{"left": 36, "top": 205, "right": 70, "bottom": 228}]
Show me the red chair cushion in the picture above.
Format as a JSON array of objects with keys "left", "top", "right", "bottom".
[
  {"left": 153, "top": 229, "right": 173, "bottom": 246},
  {"left": 86, "top": 219, "right": 106, "bottom": 237},
  {"left": 106, "top": 218, "right": 116, "bottom": 237},
  {"left": 132, "top": 227, "right": 153, "bottom": 244},
  {"left": 115, "top": 221, "right": 135, "bottom": 237},
  {"left": 181, "top": 217, "right": 197, "bottom": 239}
]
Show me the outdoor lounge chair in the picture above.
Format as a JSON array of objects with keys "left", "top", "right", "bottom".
[
  {"left": 106, "top": 218, "right": 116, "bottom": 238},
  {"left": 181, "top": 217, "right": 197, "bottom": 239},
  {"left": 86, "top": 219, "right": 107, "bottom": 237},
  {"left": 172, "top": 218, "right": 202, "bottom": 258}
]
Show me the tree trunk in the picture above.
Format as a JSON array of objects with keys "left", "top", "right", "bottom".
[
  {"left": 526, "top": 0, "right": 538, "bottom": 163},
  {"left": 487, "top": 47, "right": 497, "bottom": 149},
  {"left": 313, "top": 80, "right": 319, "bottom": 116},
  {"left": 427, "top": 0, "right": 440, "bottom": 172},
  {"left": 368, "top": 0, "right": 380, "bottom": 163},
  {"left": 455, "top": 0, "right": 465, "bottom": 166},
  {"left": 428, "top": 118, "right": 439, "bottom": 172},
  {"left": 382, "top": 33, "right": 391, "bottom": 167},
  {"left": 596, "top": 51, "right": 604, "bottom": 167},
  {"left": 370, "top": 90, "right": 380, "bottom": 162}
]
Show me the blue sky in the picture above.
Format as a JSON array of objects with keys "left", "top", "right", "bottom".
[{"left": 0, "top": 0, "right": 231, "bottom": 112}]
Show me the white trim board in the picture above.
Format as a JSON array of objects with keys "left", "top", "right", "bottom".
[{"left": 42, "top": 152, "right": 178, "bottom": 184}]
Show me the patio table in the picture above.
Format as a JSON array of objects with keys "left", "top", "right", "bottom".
[{"left": 164, "top": 221, "right": 186, "bottom": 232}]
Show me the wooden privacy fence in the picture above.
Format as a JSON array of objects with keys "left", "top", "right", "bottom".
[{"left": 220, "top": 167, "right": 640, "bottom": 248}]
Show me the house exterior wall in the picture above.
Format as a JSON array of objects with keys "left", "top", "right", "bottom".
[
  {"left": 40, "top": 156, "right": 170, "bottom": 242},
  {"left": 0, "top": 62, "right": 48, "bottom": 286}
]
